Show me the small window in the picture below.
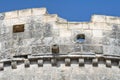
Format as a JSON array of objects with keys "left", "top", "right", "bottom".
[
  {"left": 52, "top": 44, "right": 59, "bottom": 54},
  {"left": 76, "top": 34, "right": 85, "bottom": 43},
  {"left": 13, "top": 24, "right": 24, "bottom": 33}
]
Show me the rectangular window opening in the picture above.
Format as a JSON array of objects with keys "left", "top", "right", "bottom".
[{"left": 13, "top": 24, "right": 24, "bottom": 33}]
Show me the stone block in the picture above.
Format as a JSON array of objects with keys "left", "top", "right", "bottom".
[
  {"left": 0, "top": 49, "right": 12, "bottom": 59},
  {"left": 43, "top": 23, "right": 52, "bottom": 37},
  {"left": 82, "top": 22, "right": 89, "bottom": 29},
  {"left": 24, "top": 59, "right": 30, "bottom": 68},
  {"left": 91, "top": 15, "right": 106, "bottom": 23},
  {"left": 54, "top": 22, "right": 68, "bottom": 29},
  {"left": 92, "top": 58, "right": 98, "bottom": 67},
  {"left": 103, "top": 46, "right": 120, "bottom": 55},
  {"left": 91, "top": 37, "right": 103, "bottom": 44},
  {"left": 52, "top": 29, "right": 59, "bottom": 37},
  {"left": 116, "top": 32, "right": 120, "bottom": 39},
  {"left": 0, "top": 63, "right": 4, "bottom": 71},
  {"left": 73, "top": 44, "right": 81, "bottom": 52},
  {"left": 32, "top": 46, "right": 50, "bottom": 54},
  {"left": 83, "top": 45, "right": 103, "bottom": 54},
  {"left": 65, "top": 58, "right": 71, "bottom": 66},
  {"left": 19, "top": 9, "right": 32, "bottom": 17},
  {"left": 92, "top": 30, "right": 103, "bottom": 37},
  {"left": 106, "top": 16, "right": 120, "bottom": 24},
  {"left": 79, "top": 58, "right": 84, "bottom": 66},
  {"left": 44, "top": 14, "right": 58, "bottom": 22},
  {"left": 102, "top": 37, "right": 110, "bottom": 45},
  {"left": 32, "top": 8, "right": 47, "bottom": 15},
  {"left": 11, "top": 61, "right": 17, "bottom": 69},
  {"left": 59, "top": 45, "right": 73, "bottom": 54},
  {"left": 89, "top": 23, "right": 104, "bottom": 30},
  {"left": 38, "top": 59, "right": 43, "bottom": 67},
  {"left": 59, "top": 29, "right": 71, "bottom": 37},
  {"left": 0, "top": 27, "right": 10, "bottom": 34},
  {"left": 13, "top": 47, "right": 31, "bottom": 55},
  {"left": 43, "top": 37, "right": 53, "bottom": 45},
  {"left": 51, "top": 59, "right": 57, "bottom": 66},
  {"left": 106, "top": 60, "right": 111, "bottom": 67},
  {"left": 68, "top": 23, "right": 83, "bottom": 29},
  {"left": 4, "top": 11, "right": 18, "bottom": 19}
]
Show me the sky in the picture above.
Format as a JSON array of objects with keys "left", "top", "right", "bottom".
[{"left": 0, "top": 0, "right": 120, "bottom": 21}]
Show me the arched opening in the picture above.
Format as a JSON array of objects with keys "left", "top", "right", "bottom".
[
  {"left": 76, "top": 34, "right": 85, "bottom": 43},
  {"left": 51, "top": 44, "right": 59, "bottom": 54}
]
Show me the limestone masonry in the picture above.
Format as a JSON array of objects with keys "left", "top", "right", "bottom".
[{"left": 0, "top": 8, "right": 120, "bottom": 80}]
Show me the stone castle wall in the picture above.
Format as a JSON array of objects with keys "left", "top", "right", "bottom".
[
  {"left": 0, "top": 8, "right": 120, "bottom": 59},
  {"left": 0, "top": 8, "right": 120, "bottom": 80}
]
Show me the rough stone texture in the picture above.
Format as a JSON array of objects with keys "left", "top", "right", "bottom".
[
  {"left": 0, "top": 64, "right": 120, "bottom": 80},
  {"left": 0, "top": 8, "right": 120, "bottom": 80},
  {"left": 0, "top": 8, "right": 120, "bottom": 57}
]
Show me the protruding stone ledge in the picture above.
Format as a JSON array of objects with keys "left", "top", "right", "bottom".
[
  {"left": 24, "top": 59, "right": 30, "bottom": 68},
  {"left": 11, "top": 61, "right": 17, "bottom": 69},
  {"left": 0, "top": 63, "right": 4, "bottom": 71},
  {"left": 65, "top": 58, "right": 71, "bottom": 66},
  {"left": 92, "top": 58, "right": 98, "bottom": 67},
  {"left": 79, "top": 58, "right": 84, "bottom": 67},
  {"left": 106, "top": 60, "right": 112, "bottom": 68},
  {"left": 38, "top": 59, "right": 43, "bottom": 67},
  {"left": 0, "top": 54, "right": 119, "bottom": 71},
  {"left": 51, "top": 59, "right": 57, "bottom": 66}
]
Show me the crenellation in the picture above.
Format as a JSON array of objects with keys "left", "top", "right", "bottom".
[
  {"left": 91, "top": 15, "right": 106, "bottom": 23},
  {"left": 4, "top": 11, "right": 18, "bottom": 19},
  {"left": 32, "top": 8, "right": 47, "bottom": 15},
  {"left": 91, "top": 15, "right": 120, "bottom": 24},
  {"left": 19, "top": 9, "right": 32, "bottom": 17}
]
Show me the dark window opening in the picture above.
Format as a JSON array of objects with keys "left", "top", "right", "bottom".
[
  {"left": 76, "top": 34, "right": 85, "bottom": 42},
  {"left": 13, "top": 24, "right": 24, "bottom": 33},
  {"left": 52, "top": 44, "right": 59, "bottom": 54}
]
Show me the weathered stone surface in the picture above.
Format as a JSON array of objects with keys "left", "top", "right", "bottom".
[
  {"left": 83, "top": 45, "right": 103, "bottom": 54},
  {"left": 0, "top": 64, "right": 119, "bottom": 80},
  {"left": 0, "top": 8, "right": 120, "bottom": 80},
  {"left": 0, "top": 8, "right": 120, "bottom": 57}
]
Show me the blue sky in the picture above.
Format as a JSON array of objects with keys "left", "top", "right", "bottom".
[{"left": 0, "top": 0, "right": 120, "bottom": 21}]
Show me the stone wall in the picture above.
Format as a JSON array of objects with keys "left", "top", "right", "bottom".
[
  {"left": 0, "top": 8, "right": 120, "bottom": 59},
  {"left": 0, "top": 7, "right": 120, "bottom": 80},
  {"left": 0, "top": 54, "right": 120, "bottom": 80},
  {"left": 0, "top": 64, "right": 120, "bottom": 80}
]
